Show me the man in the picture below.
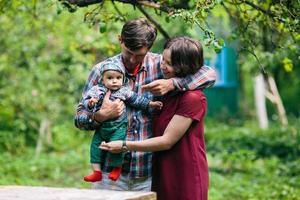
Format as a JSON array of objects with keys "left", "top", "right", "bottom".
[{"left": 75, "top": 18, "right": 216, "bottom": 191}]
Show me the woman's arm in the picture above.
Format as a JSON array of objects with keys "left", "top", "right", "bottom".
[{"left": 100, "top": 114, "right": 193, "bottom": 153}]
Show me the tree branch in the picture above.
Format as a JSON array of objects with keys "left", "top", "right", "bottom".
[
  {"left": 136, "top": 4, "right": 170, "bottom": 39},
  {"left": 67, "top": 0, "right": 103, "bottom": 7},
  {"left": 240, "top": 47, "right": 267, "bottom": 77},
  {"left": 68, "top": 0, "right": 172, "bottom": 39},
  {"left": 68, "top": 0, "right": 174, "bottom": 13},
  {"left": 111, "top": 1, "right": 126, "bottom": 22},
  {"left": 243, "top": 0, "right": 284, "bottom": 23}
]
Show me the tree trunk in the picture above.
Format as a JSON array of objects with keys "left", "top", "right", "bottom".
[
  {"left": 267, "top": 76, "right": 288, "bottom": 126},
  {"left": 254, "top": 74, "right": 269, "bottom": 129},
  {"left": 254, "top": 74, "right": 288, "bottom": 129},
  {"left": 35, "top": 118, "right": 51, "bottom": 158}
]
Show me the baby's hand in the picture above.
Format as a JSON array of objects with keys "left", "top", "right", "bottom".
[
  {"left": 88, "top": 97, "right": 99, "bottom": 108},
  {"left": 149, "top": 101, "right": 163, "bottom": 110}
]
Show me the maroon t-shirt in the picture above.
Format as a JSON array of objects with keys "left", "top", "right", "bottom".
[{"left": 152, "top": 90, "right": 209, "bottom": 200}]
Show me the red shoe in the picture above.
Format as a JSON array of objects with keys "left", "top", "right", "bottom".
[
  {"left": 108, "top": 167, "right": 122, "bottom": 181},
  {"left": 83, "top": 170, "right": 102, "bottom": 182}
]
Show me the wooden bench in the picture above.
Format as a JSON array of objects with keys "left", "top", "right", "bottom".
[{"left": 0, "top": 186, "right": 156, "bottom": 200}]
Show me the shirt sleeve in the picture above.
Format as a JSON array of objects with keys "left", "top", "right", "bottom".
[
  {"left": 75, "top": 64, "right": 103, "bottom": 131},
  {"left": 172, "top": 65, "right": 216, "bottom": 91},
  {"left": 175, "top": 91, "right": 207, "bottom": 122},
  {"left": 83, "top": 85, "right": 106, "bottom": 112},
  {"left": 121, "top": 86, "right": 150, "bottom": 110}
]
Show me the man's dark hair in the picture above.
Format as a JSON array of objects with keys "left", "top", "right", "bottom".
[
  {"left": 164, "top": 36, "right": 204, "bottom": 77},
  {"left": 121, "top": 18, "right": 157, "bottom": 50}
]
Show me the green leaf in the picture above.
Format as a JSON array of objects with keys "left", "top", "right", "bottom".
[
  {"left": 213, "top": 40, "right": 223, "bottom": 53},
  {"left": 282, "top": 57, "right": 293, "bottom": 72},
  {"left": 99, "top": 22, "right": 107, "bottom": 33},
  {"left": 217, "top": 38, "right": 225, "bottom": 46},
  {"left": 56, "top": 2, "right": 63, "bottom": 15},
  {"left": 204, "top": 38, "right": 213, "bottom": 46},
  {"left": 165, "top": 16, "right": 170, "bottom": 23}
]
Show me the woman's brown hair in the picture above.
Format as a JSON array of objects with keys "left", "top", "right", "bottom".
[{"left": 164, "top": 36, "right": 204, "bottom": 77}]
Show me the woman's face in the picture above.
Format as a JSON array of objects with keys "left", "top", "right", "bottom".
[{"left": 161, "top": 49, "right": 175, "bottom": 78}]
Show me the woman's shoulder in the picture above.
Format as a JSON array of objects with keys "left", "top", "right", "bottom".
[
  {"left": 180, "top": 90, "right": 206, "bottom": 101},
  {"left": 176, "top": 90, "right": 206, "bottom": 108},
  {"left": 174, "top": 90, "right": 207, "bottom": 118}
]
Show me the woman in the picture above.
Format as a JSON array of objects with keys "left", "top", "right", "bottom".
[{"left": 100, "top": 36, "right": 209, "bottom": 200}]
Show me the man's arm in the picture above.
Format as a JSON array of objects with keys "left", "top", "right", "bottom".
[
  {"left": 142, "top": 65, "right": 216, "bottom": 96},
  {"left": 172, "top": 65, "right": 216, "bottom": 91},
  {"left": 75, "top": 66, "right": 102, "bottom": 130}
]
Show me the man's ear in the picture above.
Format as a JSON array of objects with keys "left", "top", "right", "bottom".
[{"left": 118, "top": 35, "right": 123, "bottom": 44}]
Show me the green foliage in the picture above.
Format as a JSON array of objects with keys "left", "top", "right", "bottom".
[
  {"left": 0, "top": 2, "right": 299, "bottom": 198},
  {"left": 0, "top": 131, "right": 26, "bottom": 154},
  {"left": 54, "top": 0, "right": 300, "bottom": 117},
  {"left": 0, "top": 0, "right": 100, "bottom": 148},
  {"left": 206, "top": 121, "right": 300, "bottom": 162},
  {"left": 1, "top": 119, "right": 300, "bottom": 199},
  {"left": 239, "top": 45, "right": 300, "bottom": 116},
  {"left": 170, "top": 9, "right": 224, "bottom": 53},
  {"left": 0, "top": 4, "right": 298, "bottom": 200},
  {"left": 0, "top": 122, "right": 91, "bottom": 188},
  {"left": 205, "top": 119, "right": 300, "bottom": 199}
]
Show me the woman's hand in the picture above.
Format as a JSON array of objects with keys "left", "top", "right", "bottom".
[{"left": 99, "top": 141, "right": 123, "bottom": 153}]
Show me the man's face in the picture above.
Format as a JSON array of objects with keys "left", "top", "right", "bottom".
[
  {"left": 102, "top": 70, "right": 123, "bottom": 91},
  {"left": 120, "top": 42, "right": 149, "bottom": 69}
]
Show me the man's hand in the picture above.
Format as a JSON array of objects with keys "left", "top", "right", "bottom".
[
  {"left": 94, "top": 90, "right": 124, "bottom": 122},
  {"left": 142, "top": 79, "right": 174, "bottom": 96},
  {"left": 100, "top": 141, "right": 123, "bottom": 153}
]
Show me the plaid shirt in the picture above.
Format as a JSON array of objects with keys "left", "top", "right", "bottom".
[{"left": 75, "top": 53, "right": 216, "bottom": 178}]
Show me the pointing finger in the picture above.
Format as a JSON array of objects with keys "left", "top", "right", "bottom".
[{"left": 142, "top": 82, "right": 158, "bottom": 90}]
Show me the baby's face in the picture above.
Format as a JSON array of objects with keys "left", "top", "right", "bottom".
[{"left": 102, "top": 70, "right": 123, "bottom": 91}]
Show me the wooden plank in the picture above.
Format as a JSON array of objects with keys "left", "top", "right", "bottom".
[{"left": 0, "top": 186, "right": 156, "bottom": 200}]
